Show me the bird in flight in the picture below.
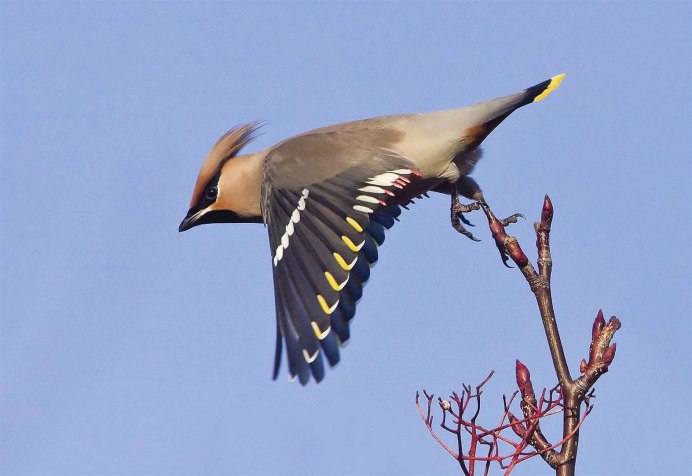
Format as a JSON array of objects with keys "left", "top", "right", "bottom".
[{"left": 179, "top": 74, "right": 565, "bottom": 384}]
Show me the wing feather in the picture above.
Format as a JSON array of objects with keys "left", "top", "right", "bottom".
[{"left": 263, "top": 144, "right": 422, "bottom": 384}]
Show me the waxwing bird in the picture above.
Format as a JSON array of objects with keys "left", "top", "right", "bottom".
[{"left": 179, "top": 74, "right": 565, "bottom": 385}]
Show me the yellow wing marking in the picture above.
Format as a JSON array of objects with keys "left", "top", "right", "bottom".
[
  {"left": 317, "top": 294, "right": 339, "bottom": 315},
  {"left": 311, "top": 321, "right": 331, "bottom": 340},
  {"left": 325, "top": 271, "right": 349, "bottom": 291},
  {"left": 333, "top": 252, "right": 357, "bottom": 271},
  {"left": 342, "top": 236, "right": 365, "bottom": 252},
  {"left": 346, "top": 216, "right": 363, "bottom": 233}
]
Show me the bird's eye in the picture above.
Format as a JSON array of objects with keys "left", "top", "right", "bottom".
[{"left": 205, "top": 186, "right": 218, "bottom": 200}]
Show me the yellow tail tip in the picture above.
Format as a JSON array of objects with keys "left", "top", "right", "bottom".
[{"left": 533, "top": 73, "right": 566, "bottom": 103}]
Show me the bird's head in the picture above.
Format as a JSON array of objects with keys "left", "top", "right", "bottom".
[{"left": 179, "top": 123, "right": 264, "bottom": 232}]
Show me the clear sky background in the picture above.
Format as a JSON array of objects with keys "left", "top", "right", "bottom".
[{"left": 1, "top": 2, "right": 690, "bottom": 475}]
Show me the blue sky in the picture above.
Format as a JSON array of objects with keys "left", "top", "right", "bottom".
[{"left": 1, "top": 2, "right": 690, "bottom": 475}]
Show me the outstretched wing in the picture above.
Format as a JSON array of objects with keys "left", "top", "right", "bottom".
[{"left": 262, "top": 134, "right": 421, "bottom": 384}]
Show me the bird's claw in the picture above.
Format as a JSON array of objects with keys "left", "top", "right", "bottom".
[
  {"left": 452, "top": 220, "right": 481, "bottom": 241},
  {"left": 497, "top": 244, "right": 513, "bottom": 268},
  {"left": 499, "top": 213, "right": 525, "bottom": 227},
  {"left": 450, "top": 194, "right": 481, "bottom": 241}
]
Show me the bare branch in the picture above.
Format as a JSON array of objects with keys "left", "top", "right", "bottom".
[
  {"left": 416, "top": 196, "right": 622, "bottom": 475},
  {"left": 478, "top": 196, "right": 622, "bottom": 475}
]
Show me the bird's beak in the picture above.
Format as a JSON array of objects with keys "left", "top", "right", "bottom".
[
  {"left": 179, "top": 208, "right": 264, "bottom": 232},
  {"left": 178, "top": 209, "right": 201, "bottom": 232}
]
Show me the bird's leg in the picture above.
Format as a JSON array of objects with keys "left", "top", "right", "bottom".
[
  {"left": 450, "top": 176, "right": 485, "bottom": 240},
  {"left": 450, "top": 176, "right": 525, "bottom": 251},
  {"left": 450, "top": 191, "right": 480, "bottom": 241},
  {"left": 454, "top": 176, "right": 526, "bottom": 265},
  {"left": 457, "top": 176, "right": 525, "bottom": 227}
]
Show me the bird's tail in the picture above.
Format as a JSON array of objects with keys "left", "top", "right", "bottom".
[
  {"left": 518, "top": 73, "right": 566, "bottom": 106},
  {"left": 459, "top": 73, "right": 566, "bottom": 149}
]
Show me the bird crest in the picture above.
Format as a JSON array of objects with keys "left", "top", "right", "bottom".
[{"left": 188, "top": 122, "right": 262, "bottom": 208}]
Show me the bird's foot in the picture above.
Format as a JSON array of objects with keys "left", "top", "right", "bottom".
[
  {"left": 450, "top": 193, "right": 480, "bottom": 241},
  {"left": 476, "top": 201, "right": 526, "bottom": 267}
]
